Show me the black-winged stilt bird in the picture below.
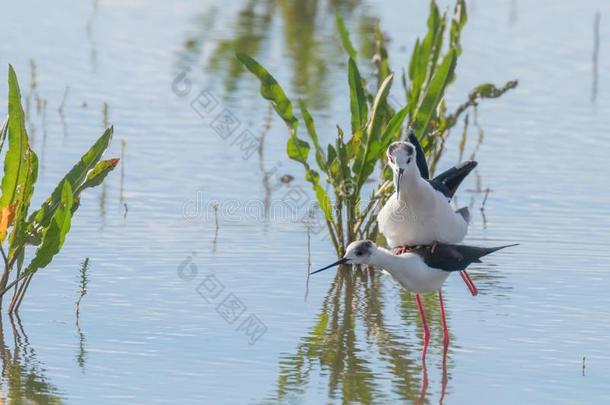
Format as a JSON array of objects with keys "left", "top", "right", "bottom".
[
  {"left": 377, "top": 130, "right": 479, "bottom": 296},
  {"left": 312, "top": 240, "right": 516, "bottom": 344}
]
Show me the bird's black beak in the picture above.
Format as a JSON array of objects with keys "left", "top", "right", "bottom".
[
  {"left": 396, "top": 168, "right": 404, "bottom": 200},
  {"left": 310, "top": 257, "right": 349, "bottom": 275}
]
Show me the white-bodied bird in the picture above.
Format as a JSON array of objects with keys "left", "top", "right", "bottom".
[
  {"left": 312, "top": 240, "right": 516, "bottom": 344},
  {"left": 377, "top": 131, "right": 479, "bottom": 295}
]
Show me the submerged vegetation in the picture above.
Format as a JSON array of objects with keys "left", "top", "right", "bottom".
[
  {"left": 239, "top": 0, "right": 517, "bottom": 256},
  {"left": 0, "top": 66, "right": 119, "bottom": 313}
]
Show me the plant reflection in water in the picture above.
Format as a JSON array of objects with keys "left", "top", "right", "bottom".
[{"left": 0, "top": 316, "right": 62, "bottom": 404}]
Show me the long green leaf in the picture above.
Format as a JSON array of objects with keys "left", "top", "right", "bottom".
[
  {"left": 306, "top": 170, "right": 334, "bottom": 223},
  {"left": 367, "top": 74, "right": 394, "bottom": 142},
  {"left": 8, "top": 149, "right": 38, "bottom": 256},
  {"left": 354, "top": 74, "right": 393, "bottom": 184},
  {"left": 450, "top": 0, "right": 468, "bottom": 55},
  {"left": 287, "top": 136, "right": 310, "bottom": 165},
  {"left": 367, "top": 106, "right": 409, "bottom": 164},
  {"left": 77, "top": 158, "right": 120, "bottom": 192},
  {"left": 23, "top": 181, "right": 74, "bottom": 277},
  {"left": 336, "top": 12, "right": 357, "bottom": 59},
  {"left": 238, "top": 53, "right": 339, "bottom": 242},
  {"left": 348, "top": 58, "right": 368, "bottom": 133},
  {"left": 236, "top": 53, "right": 298, "bottom": 132},
  {"left": 299, "top": 101, "right": 326, "bottom": 171},
  {"left": 335, "top": 126, "right": 351, "bottom": 186},
  {"left": 237, "top": 53, "right": 312, "bottom": 165},
  {"left": 27, "top": 126, "right": 113, "bottom": 231},
  {"left": 407, "top": 1, "right": 443, "bottom": 112},
  {"left": 411, "top": 50, "right": 457, "bottom": 142},
  {"left": 0, "top": 65, "right": 37, "bottom": 244}
]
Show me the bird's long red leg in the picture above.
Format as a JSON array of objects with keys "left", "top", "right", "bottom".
[
  {"left": 415, "top": 293, "right": 430, "bottom": 344},
  {"left": 417, "top": 351, "right": 429, "bottom": 405},
  {"left": 460, "top": 270, "right": 478, "bottom": 296},
  {"left": 438, "top": 290, "right": 450, "bottom": 346},
  {"left": 439, "top": 343, "right": 449, "bottom": 404}
]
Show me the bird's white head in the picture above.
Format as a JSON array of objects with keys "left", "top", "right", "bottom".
[
  {"left": 344, "top": 240, "right": 377, "bottom": 265},
  {"left": 387, "top": 141, "right": 416, "bottom": 172},
  {"left": 310, "top": 240, "right": 379, "bottom": 275},
  {"left": 387, "top": 141, "right": 417, "bottom": 198}
]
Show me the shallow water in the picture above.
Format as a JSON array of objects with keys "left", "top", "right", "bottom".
[{"left": 0, "top": 0, "right": 609, "bottom": 403}]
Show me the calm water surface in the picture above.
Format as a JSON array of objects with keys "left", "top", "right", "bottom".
[{"left": 0, "top": 0, "right": 609, "bottom": 403}]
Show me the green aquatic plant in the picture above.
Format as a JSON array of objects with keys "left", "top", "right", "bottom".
[
  {"left": 0, "top": 65, "right": 119, "bottom": 313},
  {"left": 240, "top": 0, "right": 517, "bottom": 256}
]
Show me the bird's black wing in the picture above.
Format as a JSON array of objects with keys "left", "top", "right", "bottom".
[
  {"left": 427, "top": 181, "right": 452, "bottom": 199},
  {"left": 408, "top": 128, "right": 476, "bottom": 198},
  {"left": 430, "top": 160, "right": 478, "bottom": 199},
  {"left": 408, "top": 129, "right": 430, "bottom": 180},
  {"left": 412, "top": 243, "right": 518, "bottom": 272}
]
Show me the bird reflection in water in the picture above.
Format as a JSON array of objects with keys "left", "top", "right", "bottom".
[
  {"left": 267, "top": 268, "right": 457, "bottom": 404},
  {"left": 417, "top": 339, "right": 449, "bottom": 405}
]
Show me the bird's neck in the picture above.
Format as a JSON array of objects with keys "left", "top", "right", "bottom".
[
  {"left": 369, "top": 247, "right": 415, "bottom": 274},
  {"left": 396, "top": 168, "right": 426, "bottom": 200}
]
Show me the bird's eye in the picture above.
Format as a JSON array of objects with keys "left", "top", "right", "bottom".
[
  {"left": 355, "top": 251, "right": 363, "bottom": 257},
  {"left": 407, "top": 158, "right": 412, "bottom": 164}
]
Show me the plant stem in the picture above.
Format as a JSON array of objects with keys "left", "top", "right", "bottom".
[
  {"left": 12, "top": 274, "right": 32, "bottom": 313},
  {"left": 8, "top": 267, "right": 21, "bottom": 310},
  {"left": 0, "top": 268, "right": 28, "bottom": 298},
  {"left": 0, "top": 246, "right": 8, "bottom": 268},
  {"left": 335, "top": 198, "right": 344, "bottom": 254}
]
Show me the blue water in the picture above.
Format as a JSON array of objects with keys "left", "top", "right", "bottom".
[{"left": 0, "top": 0, "right": 609, "bottom": 403}]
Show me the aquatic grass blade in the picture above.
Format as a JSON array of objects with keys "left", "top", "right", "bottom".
[
  {"left": 353, "top": 74, "right": 393, "bottom": 186},
  {"left": 411, "top": 50, "right": 457, "bottom": 143},
  {"left": 348, "top": 58, "right": 368, "bottom": 134},
  {"left": 336, "top": 12, "right": 357, "bottom": 60}
]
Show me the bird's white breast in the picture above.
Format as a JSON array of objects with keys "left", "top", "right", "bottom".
[
  {"left": 382, "top": 253, "right": 451, "bottom": 294},
  {"left": 378, "top": 184, "right": 468, "bottom": 247}
]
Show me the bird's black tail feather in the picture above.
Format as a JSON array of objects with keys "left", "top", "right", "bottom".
[
  {"left": 464, "top": 244, "right": 519, "bottom": 264},
  {"left": 433, "top": 160, "right": 478, "bottom": 198},
  {"left": 414, "top": 243, "right": 518, "bottom": 272},
  {"left": 455, "top": 207, "right": 470, "bottom": 223}
]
